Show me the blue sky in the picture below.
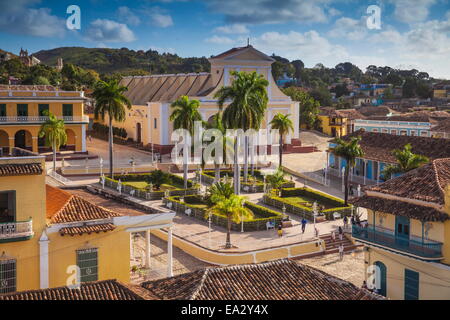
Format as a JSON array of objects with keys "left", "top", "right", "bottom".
[{"left": 1, "top": 0, "right": 450, "bottom": 78}]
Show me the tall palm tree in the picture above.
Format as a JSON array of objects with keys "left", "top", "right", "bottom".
[
  {"left": 382, "top": 143, "right": 429, "bottom": 179},
  {"left": 214, "top": 71, "right": 268, "bottom": 193},
  {"left": 170, "top": 95, "right": 203, "bottom": 189},
  {"left": 38, "top": 110, "right": 67, "bottom": 172},
  {"left": 270, "top": 113, "right": 294, "bottom": 168},
  {"left": 207, "top": 181, "right": 253, "bottom": 248},
  {"left": 330, "top": 136, "right": 364, "bottom": 205},
  {"left": 92, "top": 79, "right": 132, "bottom": 178}
]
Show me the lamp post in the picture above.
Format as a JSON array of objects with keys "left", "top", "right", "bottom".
[
  {"left": 357, "top": 184, "right": 361, "bottom": 197},
  {"left": 99, "top": 157, "right": 103, "bottom": 177}
]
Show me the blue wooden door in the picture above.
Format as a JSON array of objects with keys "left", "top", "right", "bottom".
[
  {"left": 404, "top": 269, "right": 419, "bottom": 300},
  {"left": 375, "top": 261, "right": 387, "bottom": 297},
  {"left": 395, "top": 216, "right": 410, "bottom": 247}
]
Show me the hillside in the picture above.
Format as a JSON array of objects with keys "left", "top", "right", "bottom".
[{"left": 33, "top": 47, "right": 210, "bottom": 75}]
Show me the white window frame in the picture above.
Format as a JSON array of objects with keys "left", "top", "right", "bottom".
[{"left": 391, "top": 129, "right": 397, "bottom": 135}]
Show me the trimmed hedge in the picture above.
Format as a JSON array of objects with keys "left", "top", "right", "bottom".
[
  {"left": 102, "top": 173, "right": 198, "bottom": 200},
  {"left": 263, "top": 187, "right": 352, "bottom": 221},
  {"left": 164, "top": 195, "right": 283, "bottom": 232}
]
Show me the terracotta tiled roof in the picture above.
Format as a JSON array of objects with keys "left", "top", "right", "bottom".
[
  {"left": 319, "top": 108, "right": 365, "bottom": 120},
  {"left": 336, "top": 130, "right": 450, "bottom": 163},
  {"left": 0, "top": 163, "right": 43, "bottom": 176},
  {"left": 350, "top": 195, "right": 449, "bottom": 222},
  {"left": 432, "top": 119, "right": 450, "bottom": 133},
  {"left": 364, "top": 158, "right": 450, "bottom": 205},
  {"left": 357, "top": 106, "right": 395, "bottom": 117},
  {"left": 0, "top": 280, "right": 155, "bottom": 300},
  {"left": 59, "top": 223, "right": 116, "bottom": 236},
  {"left": 141, "top": 259, "right": 383, "bottom": 300},
  {"left": 46, "top": 185, "right": 122, "bottom": 224}
]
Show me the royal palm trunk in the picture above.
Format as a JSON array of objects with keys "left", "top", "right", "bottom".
[
  {"left": 225, "top": 217, "right": 232, "bottom": 248},
  {"left": 279, "top": 134, "right": 283, "bottom": 168},
  {"left": 109, "top": 117, "right": 114, "bottom": 179}
]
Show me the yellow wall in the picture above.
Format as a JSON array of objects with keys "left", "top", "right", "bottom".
[
  {"left": 318, "top": 115, "right": 349, "bottom": 137},
  {"left": 366, "top": 248, "right": 450, "bottom": 300},
  {"left": 47, "top": 228, "right": 130, "bottom": 288}
]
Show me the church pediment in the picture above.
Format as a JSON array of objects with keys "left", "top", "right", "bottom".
[{"left": 210, "top": 46, "right": 275, "bottom": 63}]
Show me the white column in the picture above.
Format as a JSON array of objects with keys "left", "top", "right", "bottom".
[
  {"left": 167, "top": 227, "right": 173, "bottom": 277},
  {"left": 39, "top": 230, "right": 50, "bottom": 289},
  {"left": 81, "top": 124, "right": 86, "bottom": 152},
  {"left": 145, "top": 230, "right": 151, "bottom": 269}
]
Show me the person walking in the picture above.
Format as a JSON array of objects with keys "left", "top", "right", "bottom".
[
  {"left": 338, "top": 226, "right": 343, "bottom": 241},
  {"left": 351, "top": 215, "right": 355, "bottom": 226},
  {"left": 277, "top": 223, "right": 283, "bottom": 238},
  {"left": 343, "top": 215, "right": 348, "bottom": 230},
  {"left": 339, "top": 243, "right": 344, "bottom": 260},
  {"left": 301, "top": 218, "right": 307, "bottom": 234}
]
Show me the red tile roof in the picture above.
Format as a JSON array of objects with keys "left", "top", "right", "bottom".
[
  {"left": 59, "top": 223, "right": 116, "bottom": 236},
  {"left": 46, "top": 185, "right": 122, "bottom": 224},
  {"left": 0, "top": 163, "right": 43, "bottom": 176},
  {"left": 365, "top": 158, "right": 450, "bottom": 205},
  {"left": 0, "top": 280, "right": 154, "bottom": 300},
  {"left": 141, "top": 259, "right": 383, "bottom": 300},
  {"left": 337, "top": 130, "right": 450, "bottom": 163}
]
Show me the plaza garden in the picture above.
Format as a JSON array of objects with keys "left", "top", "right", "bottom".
[
  {"left": 199, "top": 169, "right": 295, "bottom": 192},
  {"left": 102, "top": 170, "right": 199, "bottom": 200}
]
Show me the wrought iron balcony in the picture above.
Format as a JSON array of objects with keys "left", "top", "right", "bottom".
[
  {"left": 0, "top": 220, "right": 34, "bottom": 242},
  {"left": 0, "top": 115, "right": 89, "bottom": 123},
  {"left": 352, "top": 225, "right": 443, "bottom": 260}
]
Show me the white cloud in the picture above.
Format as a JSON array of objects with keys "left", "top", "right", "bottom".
[
  {"left": 85, "top": 19, "right": 136, "bottom": 43},
  {"left": 205, "top": 35, "right": 235, "bottom": 45},
  {"left": 205, "top": 0, "right": 331, "bottom": 24},
  {"left": 117, "top": 6, "right": 141, "bottom": 26},
  {"left": 390, "top": 0, "right": 437, "bottom": 24},
  {"left": 0, "top": 0, "right": 65, "bottom": 37},
  {"left": 328, "top": 17, "right": 367, "bottom": 41},
  {"left": 214, "top": 24, "right": 249, "bottom": 34},
  {"left": 149, "top": 12, "right": 174, "bottom": 27}
]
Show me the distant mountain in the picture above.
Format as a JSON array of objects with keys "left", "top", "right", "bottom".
[{"left": 33, "top": 47, "right": 210, "bottom": 75}]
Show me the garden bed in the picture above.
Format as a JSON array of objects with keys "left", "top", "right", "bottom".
[
  {"left": 102, "top": 172, "right": 198, "bottom": 201},
  {"left": 263, "top": 187, "right": 352, "bottom": 221},
  {"left": 199, "top": 169, "right": 295, "bottom": 193},
  {"left": 163, "top": 195, "right": 283, "bottom": 232}
]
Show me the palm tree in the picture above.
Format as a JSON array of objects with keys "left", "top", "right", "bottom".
[
  {"left": 92, "top": 79, "right": 132, "bottom": 178},
  {"left": 382, "top": 143, "right": 429, "bottom": 179},
  {"left": 266, "top": 167, "right": 286, "bottom": 194},
  {"left": 207, "top": 182, "right": 253, "bottom": 248},
  {"left": 214, "top": 71, "right": 268, "bottom": 193},
  {"left": 170, "top": 95, "right": 203, "bottom": 189},
  {"left": 330, "top": 136, "right": 364, "bottom": 205},
  {"left": 270, "top": 113, "right": 294, "bottom": 168},
  {"left": 38, "top": 110, "right": 67, "bottom": 172}
]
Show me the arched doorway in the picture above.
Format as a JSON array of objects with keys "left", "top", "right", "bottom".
[
  {"left": 136, "top": 123, "right": 142, "bottom": 144},
  {"left": 14, "top": 130, "right": 32, "bottom": 150},
  {"left": 374, "top": 261, "right": 387, "bottom": 297}
]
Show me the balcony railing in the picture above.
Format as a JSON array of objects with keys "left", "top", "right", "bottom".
[
  {"left": 0, "top": 220, "right": 34, "bottom": 242},
  {"left": 352, "top": 225, "right": 443, "bottom": 260},
  {"left": 0, "top": 116, "right": 89, "bottom": 123}
]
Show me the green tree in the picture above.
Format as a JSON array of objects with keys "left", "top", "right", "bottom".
[
  {"left": 214, "top": 71, "right": 268, "bottom": 192},
  {"left": 382, "top": 144, "right": 429, "bottom": 179},
  {"left": 170, "top": 95, "right": 203, "bottom": 189},
  {"left": 283, "top": 87, "right": 320, "bottom": 130},
  {"left": 208, "top": 181, "right": 235, "bottom": 205},
  {"left": 147, "top": 170, "right": 172, "bottom": 190},
  {"left": 266, "top": 167, "right": 286, "bottom": 194},
  {"left": 330, "top": 137, "right": 364, "bottom": 205},
  {"left": 207, "top": 190, "right": 253, "bottom": 249},
  {"left": 270, "top": 113, "right": 294, "bottom": 168},
  {"left": 38, "top": 111, "right": 67, "bottom": 171},
  {"left": 92, "top": 79, "right": 132, "bottom": 178}
]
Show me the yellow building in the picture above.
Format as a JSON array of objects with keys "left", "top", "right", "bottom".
[
  {"left": 0, "top": 85, "right": 89, "bottom": 153},
  {"left": 351, "top": 158, "right": 450, "bottom": 300},
  {"left": 0, "top": 148, "right": 175, "bottom": 293},
  {"left": 318, "top": 108, "right": 364, "bottom": 137},
  {"left": 105, "top": 45, "right": 300, "bottom": 154}
]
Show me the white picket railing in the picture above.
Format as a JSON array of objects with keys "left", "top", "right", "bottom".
[
  {"left": 0, "top": 116, "right": 89, "bottom": 123},
  {"left": 47, "top": 169, "right": 72, "bottom": 185}
]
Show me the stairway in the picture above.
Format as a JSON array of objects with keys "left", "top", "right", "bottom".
[{"left": 320, "top": 233, "right": 361, "bottom": 255}]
